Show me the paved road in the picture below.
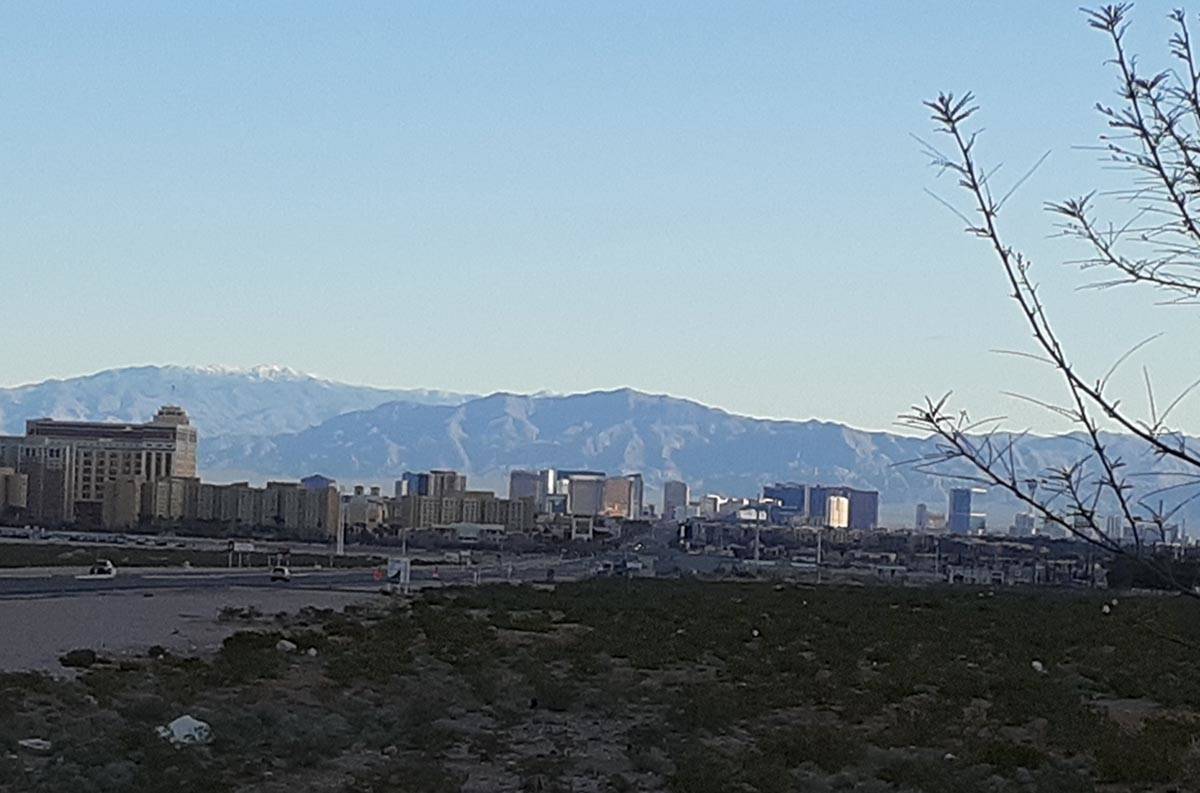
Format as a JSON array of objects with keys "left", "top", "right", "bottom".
[
  {"left": 0, "top": 568, "right": 371, "bottom": 598},
  {"left": 0, "top": 557, "right": 597, "bottom": 599}
]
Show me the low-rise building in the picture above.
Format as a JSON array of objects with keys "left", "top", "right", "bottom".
[
  {"left": 343, "top": 485, "right": 387, "bottom": 530},
  {"left": 393, "top": 488, "right": 535, "bottom": 533},
  {"left": 0, "top": 466, "right": 28, "bottom": 515},
  {"left": 102, "top": 476, "right": 143, "bottom": 530}
]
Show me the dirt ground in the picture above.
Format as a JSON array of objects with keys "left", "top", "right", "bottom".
[{"left": 0, "top": 587, "right": 374, "bottom": 672}]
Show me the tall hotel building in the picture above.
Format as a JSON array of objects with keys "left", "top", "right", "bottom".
[{"left": 0, "top": 406, "right": 198, "bottom": 525}]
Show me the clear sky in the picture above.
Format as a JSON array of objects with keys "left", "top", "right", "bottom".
[{"left": 2, "top": 1, "right": 1197, "bottom": 434}]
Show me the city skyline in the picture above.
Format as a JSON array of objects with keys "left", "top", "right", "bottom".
[
  {"left": 4, "top": 2, "right": 1198, "bottom": 436},
  {"left": 5, "top": 361, "right": 1198, "bottom": 530}
]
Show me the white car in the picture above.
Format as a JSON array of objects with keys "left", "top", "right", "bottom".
[
  {"left": 270, "top": 565, "right": 292, "bottom": 582},
  {"left": 88, "top": 559, "right": 117, "bottom": 578}
]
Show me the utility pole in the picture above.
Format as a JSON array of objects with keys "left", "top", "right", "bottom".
[{"left": 816, "top": 527, "right": 823, "bottom": 585}]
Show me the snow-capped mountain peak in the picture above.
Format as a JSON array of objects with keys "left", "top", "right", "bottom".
[{"left": 176, "top": 364, "right": 311, "bottom": 381}]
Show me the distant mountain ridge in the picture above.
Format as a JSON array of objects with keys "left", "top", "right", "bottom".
[
  {"left": 4, "top": 366, "right": 1197, "bottom": 529},
  {"left": 0, "top": 365, "right": 473, "bottom": 439}
]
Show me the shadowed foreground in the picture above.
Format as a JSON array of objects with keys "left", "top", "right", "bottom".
[{"left": 3, "top": 580, "right": 1198, "bottom": 792}]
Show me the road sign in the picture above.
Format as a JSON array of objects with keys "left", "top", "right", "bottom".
[
  {"left": 231, "top": 542, "right": 254, "bottom": 553},
  {"left": 386, "top": 557, "right": 411, "bottom": 589}
]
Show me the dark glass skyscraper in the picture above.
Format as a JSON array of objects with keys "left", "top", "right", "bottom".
[{"left": 948, "top": 487, "right": 974, "bottom": 534}]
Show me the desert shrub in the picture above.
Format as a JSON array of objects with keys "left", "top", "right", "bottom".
[
  {"left": 82, "top": 666, "right": 140, "bottom": 704},
  {"left": 457, "top": 658, "right": 501, "bottom": 705},
  {"left": 270, "top": 710, "right": 355, "bottom": 765},
  {"left": 1030, "top": 764, "right": 1095, "bottom": 793},
  {"left": 346, "top": 758, "right": 463, "bottom": 793},
  {"left": 568, "top": 650, "right": 614, "bottom": 677},
  {"left": 60, "top": 648, "right": 99, "bottom": 668},
  {"left": 217, "top": 605, "right": 262, "bottom": 622},
  {"left": 734, "top": 753, "right": 793, "bottom": 793},
  {"left": 876, "top": 755, "right": 989, "bottom": 793},
  {"left": 757, "top": 724, "right": 865, "bottom": 774},
  {"left": 323, "top": 612, "right": 417, "bottom": 684},
  {"left": 666, "top": 749, "right": 737, "bottom": 793},
  {"left": 531, "top": 674, "right": 577, "bottom": 712},
  {"left": 1093, "top": 716, "right": 1200, "bottom": 785},
  {"left": 0, "top": 752, "right": 31, "bottom": 788},
  {"left": 968, "top": 740, "right": 1047, "bottom": 774},
  {"left": 211, "top": 630, "right": 284, "bottom": 683},
  {"left": 876, "top": 699, "right": 959, "bottom": 749},
  {"left": 606, "top": 772, "right": 634, "bottom": 792},
  {"left": 490, "top": 609, "right": 556, "bottom": 633},
  {"left": 517, "top": 754, "right": 570, "bottom": 791},
  {"left": 116, "top": 692, "right": 170, "bottom": 722},
  {"left": 412, "top": 602, "right": 497, "bottom": 665},
  {"left": 628, "top": 743, "right": 673, "bottom": 776},
  {"left": 146, "top": 656, "right": 211, "bottom": 704},
  {"left": 668, "top": 685, "right": 744, "bottom": 733}
]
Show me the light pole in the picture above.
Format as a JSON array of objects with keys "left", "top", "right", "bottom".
[{"left": 815, "top": 526, "right": 823, "bottom": 585}]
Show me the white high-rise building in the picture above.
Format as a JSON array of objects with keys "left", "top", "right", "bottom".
[{"left": 826, "top": 495, "right": 850, "bottom": 529}]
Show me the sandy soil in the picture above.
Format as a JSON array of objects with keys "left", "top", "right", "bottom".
[{"left": 0, "top": 587, "right": 375, "bottom": 672}]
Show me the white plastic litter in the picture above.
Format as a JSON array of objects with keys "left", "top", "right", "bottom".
[
  {"left": 17, "top": 738, "right": 51, "bottom": 754},
  {"left": 156, "top": 715, "right": 212, "bottom": 746}
]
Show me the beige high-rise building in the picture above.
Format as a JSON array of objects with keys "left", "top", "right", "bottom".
[
  {"left": 0, "top": 405, "right": 198, "bottom": 526},
  {"left": 602, "top": 474, "right": 644, "bottom": 519}
]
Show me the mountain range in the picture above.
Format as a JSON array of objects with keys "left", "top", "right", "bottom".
[
  {"left": 3, "top": 366, "right": 1197, "bottom": 529},
  {"left": 0, "top": 365, "right": 471, "bottom": 438}
]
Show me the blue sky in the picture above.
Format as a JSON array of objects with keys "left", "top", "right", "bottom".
[{"left": 2, "top": 1, "right": 1197, "bottom": 434}]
